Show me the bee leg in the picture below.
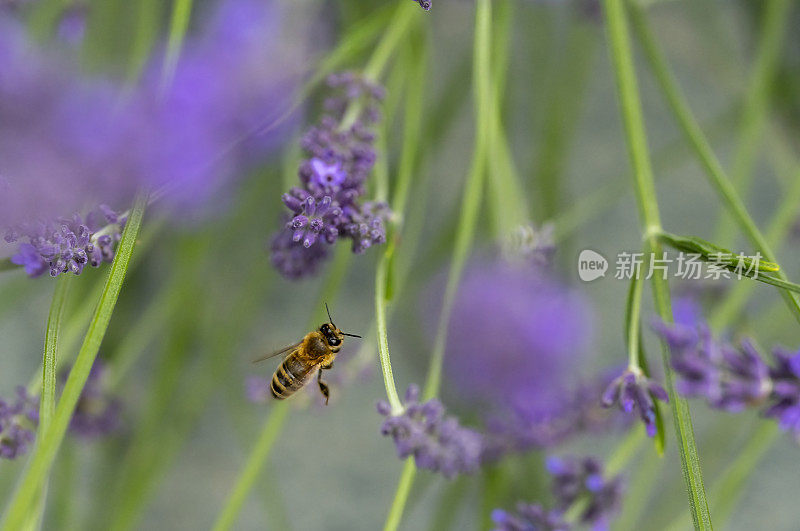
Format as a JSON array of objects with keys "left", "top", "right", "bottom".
[
  {"left": 321, "top": 361, "right": 334, "bottom": 370},
  {"left": 317, "top": 369, "right": 330, "bottom": 405}
]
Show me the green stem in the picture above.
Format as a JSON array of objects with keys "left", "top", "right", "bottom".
[
  {"left": 383, "top": 3, "right": 491, "bottom": 529},
  {"left": 160, "top": 0, "right": 194, "bottom": 89},
  {"left": 601, "top": 0, "right": 712, "bottom": 528},
  {"left": 626, "top": 275, "right": 644, "bottom": 369},
  {"left": 25, "top": 275, "right": 72, "bottom": 531},
  {"left": 375, "top": 248, "right": 403, "bottom": 414},
  {"left": 1, "top": 193, "right": 147, "bottom": 531},
  {"left": 383, "top": 460, "right": 417, "bottom": 531},
  {"left": 628, "top": 1, "right": 800, "bottom": 326},
  {"left": 712, "top": 0, "right": 791, "bottom": 246},
  {"left": 40, "top": 275, "right": 72, "bottom": 437},
  {"left": 422, "top": 0, "right": 490, "bottom": 401},
  {"left": 211, "top": 402, "right": 290, "bottom": 531}
]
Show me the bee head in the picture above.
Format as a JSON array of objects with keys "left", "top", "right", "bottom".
[
  {"left": 320, "top": 304, "right": 361, "bottom": 347},
  {"left": 319, "top": 322, "right": 343, "bottom": 347}
]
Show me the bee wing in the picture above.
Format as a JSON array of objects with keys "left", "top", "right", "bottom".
[{"left": 251, "top": 342, "right": 302, "bottom": 364}]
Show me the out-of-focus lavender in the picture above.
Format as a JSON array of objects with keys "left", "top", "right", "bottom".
[
  {"left": 63, "top": 359, "right": 123, "bottom": 439},
  {"left": 547, "top": 455, "right": 624, "bottom": 529},
  {"left": 653, "top": 310, "right": 800, "bottom": 442},
  {"left": 270, "top": 72, "right": 390, "bottom": 279},
  {"left": 0, "top": 0, "right": 299, "bottom": 262},
  {"left": 377, "top": 384, "right": 483, "bottom": 479},
  {"left": 601, "top": 368, "right": 668, "bottom": 437},
  {"left": 444, "top": 259, "right": 593, "bottom": 414},
  {"left": 492, "top": 455, "right": 624, "bottom": 531},
  {"left": 0, "top": 387, "right": 38, "bottom": 460},
  {"left": 492, "top": 503, "right": 570, "bottom": 531},
  {"left": 441, "top": 258, "right": 628, "bottom": 454}
]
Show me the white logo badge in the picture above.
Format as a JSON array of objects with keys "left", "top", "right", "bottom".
[{"left": 578, "top": 250, "right": 608, "bottom": 282}]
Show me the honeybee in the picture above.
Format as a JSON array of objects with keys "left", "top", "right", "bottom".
[{"left": 253, "top": 304, "right": 360, "bottom": 405}]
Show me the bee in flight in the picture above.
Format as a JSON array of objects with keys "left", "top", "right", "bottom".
[{"left": 253, "top": 304, "right": 361, "bottom": 405}]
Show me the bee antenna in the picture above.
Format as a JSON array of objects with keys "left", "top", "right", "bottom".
[
  {"left": 342, "top": 332, "right": 362, "bottom": 339},
  {"left": 325, "top": 302, "right": 334, "bottom": 326}
]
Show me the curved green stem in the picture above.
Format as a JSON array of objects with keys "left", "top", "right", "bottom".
[
  {"left": 628, "top": 1, "right": 800, "bottom": 326},
  {"left": 602, "top": 0, "right": 711, "bottom": 528},
  {"left": 382, "top": 2, "right": 492, "bottom": 529},
  {"left": 1, "top": 193, "right": 147, "bottom": 531},
  {"left": 384, "top": 460, "right": 417, "bottom": 531}
]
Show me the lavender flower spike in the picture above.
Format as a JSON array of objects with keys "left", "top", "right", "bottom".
[
  {"left": 5, "top": 205, "right": 125, "bottom": 278},
  {"left": 377, "top": 384, "right": 483, "bottom": 479},
  {"left": 271, "top": 72, "right": 390, "bottom": 279},
  {"left": 601, "top": 367, "right": 667, "bottom": 437}
]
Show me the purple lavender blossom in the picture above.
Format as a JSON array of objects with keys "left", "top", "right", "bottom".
[
  {"left": 652, "top": 321, "right": 771, "bottom": 412},
  {"left": 5, "top": 206, "right": 124, "bottom": 278},
  {"left": 377, "top": 384, "right": 483, "bottom": 479},
  {"left": 269, "top": 226, "right": 331, "bottom": 280},
  {"left": 439, "top": 258, "right": 609, "bottom": 455},
  {"left": 491, "top": 503, "right": 570, "bottom": 531},
  {"left": 0, "top": 387, "right": 39, "bottom": 460},
  {"left": 62, "top": 359, "right": 122, "bottom": 439},
  {"left": 601, "top": 368, "right": 668, "bottom": 437},
  {"left": 412, "top": 0, "right": 432, "bottom": 11},
  {"left": 765, "top": 348, "right": 800, "bottom": 440},
  {"left": 547, "top": 456, "right": 624, "bottom": 529},
  {"left": 271, "top": 72, "right": 390, "bottom": 279},
  {"left": 653, "top": 310, "right": 800, "bottom": 442}
]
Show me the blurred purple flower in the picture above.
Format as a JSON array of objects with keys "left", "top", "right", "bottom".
[
  {"left": 444, "top": 259, "right": 593, "bottom": 418},
  {"left": 377, "top": 384, "right": 483, "bottom": 479},
  {"left": 245, "top": 376, "right": 271, "bottom": 404},
  {"left": 493, "top": 455, "right": 623, "bottom": 531},
  {"left": 481, "top": 369, "right": 632, "bottom": 461},
  {"left": 0, "top": 387, "right": 39, "bottom": 460},
  {"left": 271, "top": 72, "right": 390, "bottom": 279},
  {"left": 0, "top": 0, "right": 298, "bottom": 250},
  {"left": 548, "top": 456, "right": 624, "bottom": 530},
  {"left": 57, "top": 5, "right": 87, "bottom": 45},
  {"left": 601, "top": 368, "right": 668, "bottom": 437},
  {"left": 492, "top": 503, "right": 570, "bottom": 531},
  {"left": 62, "top": 359, "right": 122, "bottom": 439}
]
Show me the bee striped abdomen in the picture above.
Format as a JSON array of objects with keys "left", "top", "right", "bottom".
[{"left": 270, "top": 354, "right": 311, "bottom": 400}]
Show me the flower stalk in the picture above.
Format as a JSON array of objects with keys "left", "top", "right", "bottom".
[
  {"left": 601, "top": 0, "right": 711, "bottom": 527},
  {"left": 1, "top": 192, "right": 147, "bottom": 531}
]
